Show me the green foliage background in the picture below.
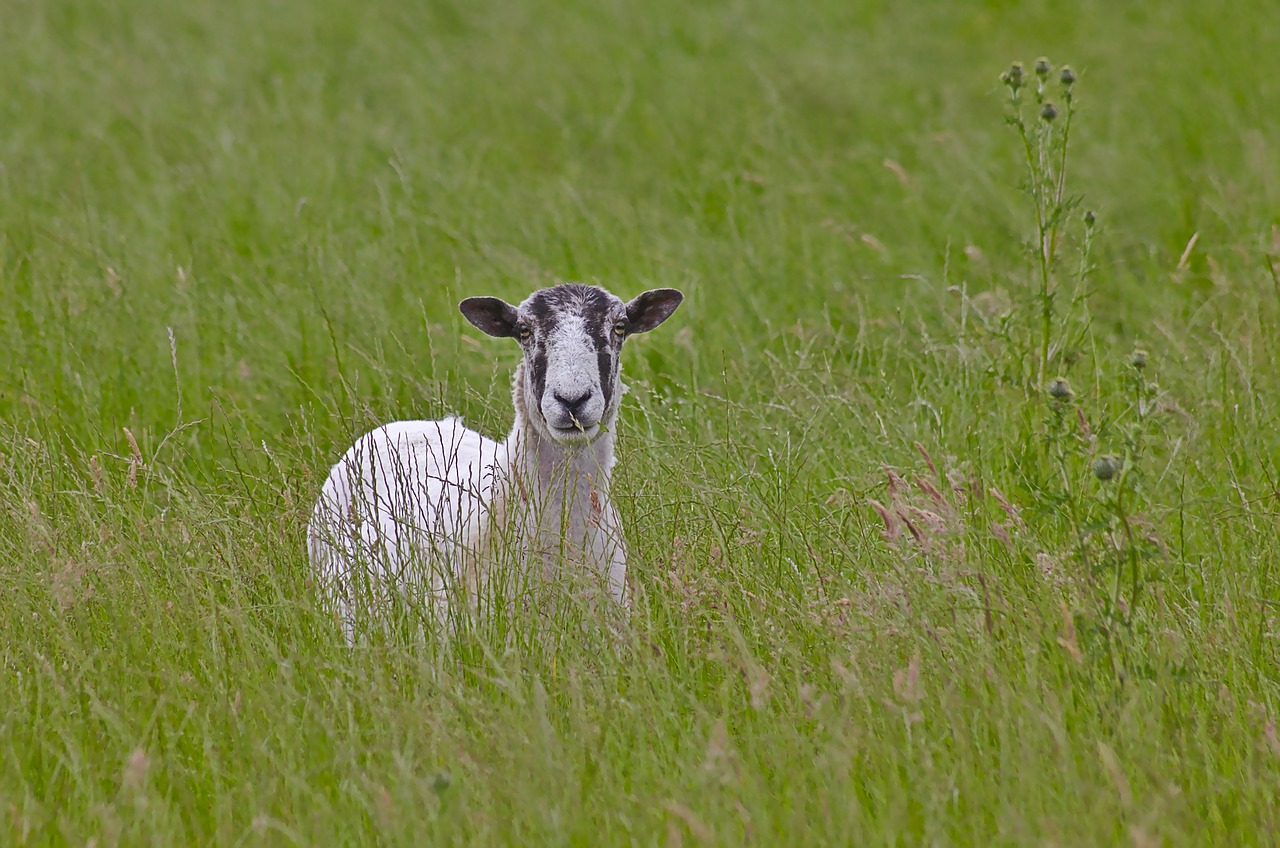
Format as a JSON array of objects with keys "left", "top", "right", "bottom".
[{"left": 2, "top": 0, "right": 1279, "bottom": 843}]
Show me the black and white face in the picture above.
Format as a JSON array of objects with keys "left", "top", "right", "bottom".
[{"left": 460, "top": 283, "right": 684, "bottom": 447}]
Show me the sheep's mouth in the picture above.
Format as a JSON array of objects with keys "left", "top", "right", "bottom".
[{"left": 549, "top": 422, "right": 600, "bottom": 441}]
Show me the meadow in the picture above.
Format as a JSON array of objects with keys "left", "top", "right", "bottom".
[{"left": 3, "top": 0, "right": 1280, "bottom": 843}]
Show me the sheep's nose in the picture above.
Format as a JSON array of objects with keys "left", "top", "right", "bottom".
[{"left": 554, "top": 389, "right": 593, "bottom": 417}]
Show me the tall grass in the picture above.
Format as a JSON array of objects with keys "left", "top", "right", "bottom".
[{"left": 3, "top": 0, "right": 1280, "bottom": 843}]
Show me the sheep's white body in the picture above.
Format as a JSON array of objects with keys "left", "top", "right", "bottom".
[
  {"left": 307, "top": 417, "right": 506, "bottom": 640},
  {"left": 307, "top": 397, "right": 629, "bottom": 641},
  {"left": 306, "top": 282, "right": 682, "bottom": 643}
]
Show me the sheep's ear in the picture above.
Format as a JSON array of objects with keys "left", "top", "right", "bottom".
[
  {"left": 624, "top": 288, "right": 684, "bottom": 334},
  {"left": 459, "top": 297, "right": 520, "bottom": 338}
]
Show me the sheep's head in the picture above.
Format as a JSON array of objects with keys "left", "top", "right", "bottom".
[{"left": 460, "top": 283, "right": 684, "bottom": 446}]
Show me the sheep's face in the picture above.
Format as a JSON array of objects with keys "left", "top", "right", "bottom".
[{"left": 460, "top": 283, "right": 684, "bottom": 447}]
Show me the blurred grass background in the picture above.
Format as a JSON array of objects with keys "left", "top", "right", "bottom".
[{"left": 2, "top": 0, "right": 1279, "bottom": 843}]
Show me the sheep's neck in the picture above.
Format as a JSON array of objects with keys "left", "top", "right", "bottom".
[{"left": 502, "top": 362, "right": 620, "bottom": 555}]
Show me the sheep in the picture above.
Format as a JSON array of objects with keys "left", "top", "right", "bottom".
[{"left": 306, "top": 283, "right": 685, "bottom": 642}]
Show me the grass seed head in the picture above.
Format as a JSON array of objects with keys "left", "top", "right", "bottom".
[{"left": 122, "top": 748, "right": 150, "bottom": 791}]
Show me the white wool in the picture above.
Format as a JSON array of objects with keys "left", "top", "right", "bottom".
[
  {"left": 306, "top": 379, "right": 628, "bottom": 642},
  {"left": 306, "top": 417, "right": 508, "bottom": 642}
]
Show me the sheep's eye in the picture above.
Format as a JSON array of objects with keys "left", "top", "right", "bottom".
[
  {"left": 612, "top": 321, "right": 627, "bottom": 337},
  {"left": 517, "top": 326, "right": 532, "bottom": 341}
]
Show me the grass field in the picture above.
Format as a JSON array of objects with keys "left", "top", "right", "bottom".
[{"left": 4, "top": 0, "right": 1280, "bottom": 843}]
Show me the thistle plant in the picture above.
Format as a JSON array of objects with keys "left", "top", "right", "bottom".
[
  {"left": 1039, "top": 345, "right": 1169, "bottom": 646},
  {"left": 1001, "top": 58, "right": 1094, "bottom": 384},
  {"left": 998, "top": 60, "right": 1176, "bottom": 643},
  {"left": 1098, "top": 346, "right": 1163, "bottom": 621}
]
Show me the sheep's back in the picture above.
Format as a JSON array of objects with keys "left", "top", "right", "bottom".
[{"left": 307, "top": 417, "right": 507, "bottom": 598}]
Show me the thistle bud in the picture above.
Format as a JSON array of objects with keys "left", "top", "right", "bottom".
[
  {"left": 1047, "top": 378, "right": 1073, "bottom": 400},
  {"left": 1035, "top": 58, "right": 1052, "bottom": 78},
  {"left": 1060, "top": 66, "right": 1076, "bottom": 87},
  {"left": 1083, "top": 210, "right": 1097, "bottom": 228},
  {"left": 1002, "top": 62, "right": 1025, "bottom": 91},
  {"left": 1129, "top": 349, "right": 1148, "bottom": 370},
  {"left": 1092, "top": 455, "right": 1122, "bottom": 482},
  {"left": 1040, "top": 103, "right": 1059, "bottom": 122}
]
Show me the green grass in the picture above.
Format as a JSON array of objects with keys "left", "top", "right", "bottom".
[{"left": 4, "top": 0, "right": 1280, "bottom": 843}]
